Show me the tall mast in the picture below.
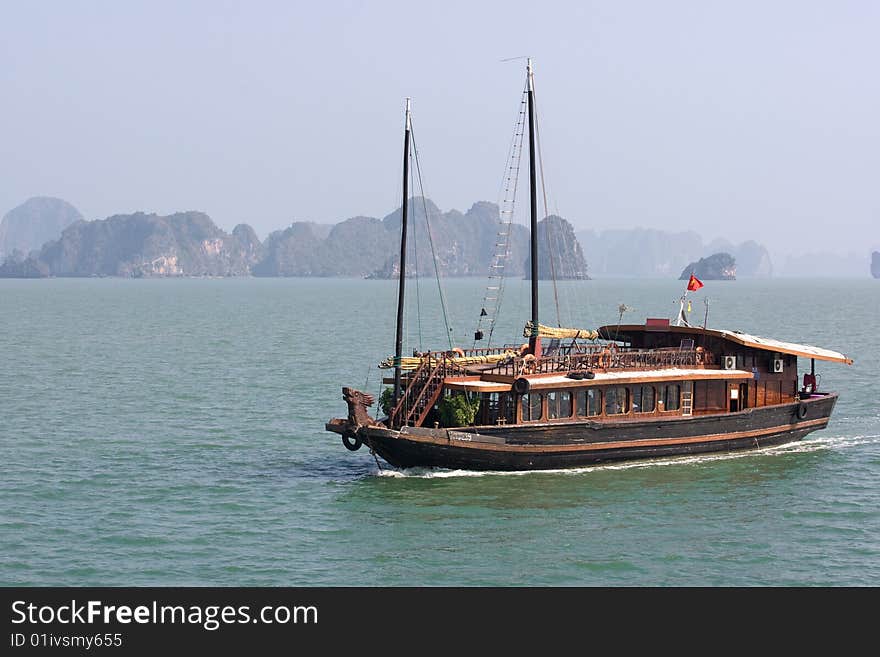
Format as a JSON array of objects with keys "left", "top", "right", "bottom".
[
  {"left": 393, "top": 98, "right": 412, "bottom": 409},
  {"left": 527, "top": 59, "right": 541, "bottom": 357}
]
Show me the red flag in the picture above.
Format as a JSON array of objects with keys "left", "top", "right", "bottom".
[{"left": 687, "top": 274, "right": 703, "bottom": 292}]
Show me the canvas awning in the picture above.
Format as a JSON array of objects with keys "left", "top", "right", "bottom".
[
  {"left": 715, "top": 329, "right": 853, "bottom": 364},
  {"left": 598, "top": 324, "right": 853, "bottom": 365}
]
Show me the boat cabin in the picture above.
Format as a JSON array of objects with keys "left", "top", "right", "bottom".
[{"left": 385, "top": 321, "right": 852, "bottom": 430}]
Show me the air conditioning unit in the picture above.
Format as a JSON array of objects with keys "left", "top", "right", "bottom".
[
  {"left": 772, "top": 358, "right": 784, "bottom": 373},
  {"left": 723, "top": 355, "right": 736, "bottom": 370}
]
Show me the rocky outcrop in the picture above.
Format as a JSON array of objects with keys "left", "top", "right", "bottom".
[
  {"left": 372, "top": 199, "right": 530, "bottom": 278},
  {"left": 0, "top": 250, "right": 50, "bottom": 278},
  {"left": 322, "top": 216, "right": 391, "bottom": 277},
  {"left": 679, "top": 252, "right": 736, "bottom": 280},
  {"left": 232, "top": 223, "right": 263, "bottom": 265},
  {"left": 872, "top": 251, "right": 880, "bottom": 279},
  {"left": 11, "top": 211, "right": 262, "bottom": 277},
  {"left": 357, "top": 199, "right": 533, "bottom": 279},
  {"left": 0, "top": 197, "right": 591, "bottom": 279},
  {"left": 524, "top": 215, "right": 589, "bottom": 279},
  {"left": 0, "top": 197, "right": 83, "bottom": 258},
  {"left": 253, "top": 222, "right": 326, "bottom": 276}
]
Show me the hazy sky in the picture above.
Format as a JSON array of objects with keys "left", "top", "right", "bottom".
[{"left": 2, "top": 1, "right": 878, "bottom": 259}]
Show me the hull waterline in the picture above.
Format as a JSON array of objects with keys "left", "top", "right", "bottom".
[{"left": 327, "top": 394, "right": 837, "bottom": 471}]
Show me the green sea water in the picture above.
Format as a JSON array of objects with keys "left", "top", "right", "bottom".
[{"left": 1, "top": 277, "right": 878, "bottom": 586}]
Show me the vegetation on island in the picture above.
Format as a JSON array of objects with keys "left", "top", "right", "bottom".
[
  {"left": 0, "top": 197, "right": 566, "bottom": 279},
  {"left": 1, "top": 195, "right": 782, "bottom": 281},
  {"left": 14, "top": 211, "right": 261, "bottom": 277},
  {"left": 524, "top": 215, "right": 590, "bottom": 280}
]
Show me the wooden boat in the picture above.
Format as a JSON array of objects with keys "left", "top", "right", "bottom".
[{"left": 325, "top": 62, "right": 852, "bottom": 471}]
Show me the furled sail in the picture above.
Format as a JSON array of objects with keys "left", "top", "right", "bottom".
[
  {"left": 523, "top": 321, "right": 598, "bottom": 340},
  {"left": 378, "top": 351, "right": 517, "bottom": 371}
]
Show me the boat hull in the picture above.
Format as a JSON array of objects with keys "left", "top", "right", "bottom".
[{"left": 327, "top": 393, "right": 838, "bottom": 471}]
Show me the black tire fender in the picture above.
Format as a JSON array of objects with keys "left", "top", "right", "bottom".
[
  {"left": 342, "top": 431, "right": 362, "bottom": 451},
  {"left": 796, "top": 402, "right": 808, "bottom": 420},
  {"left": 513, "top": 377, "right": 531, "bottom": 395}
]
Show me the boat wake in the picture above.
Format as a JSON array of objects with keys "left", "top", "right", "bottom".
[{"left": 375, "top": 433, "right": 880, "bottom": 479}]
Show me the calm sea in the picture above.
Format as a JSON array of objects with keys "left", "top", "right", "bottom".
[{"left": 1, "top": 277, "right": 878, "bottom": 586}]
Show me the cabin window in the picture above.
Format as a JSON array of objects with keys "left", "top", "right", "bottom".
[
  {"left": 547, "top": 390, "right": 572, "bottom": 420},
  {"left": 632, "top": 385, "right": 655, "bottom": 413},
  {"left": 663, "top": 384, "right": 681, "bottom": 411},
  {"left": 521, "top": 393, "right": 544, "bottom": 421},
  {"left": 576, "top": 389, "right": 600, "bottom": 417},
  {"left": 604, "top": 387, "right": 629, "bottom": 415},
  {"left": 485, "top": 392, "right": 514, "bottom": 425}
]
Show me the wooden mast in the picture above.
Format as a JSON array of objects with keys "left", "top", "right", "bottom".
[
  {"left": 526, "top": 59, "right": 541, "bottom": 357},
  {"left": 392, "top": 98, "right": 412, "bottom": 410}
]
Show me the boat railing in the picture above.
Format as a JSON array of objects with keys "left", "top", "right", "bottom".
[
  {"left": 448, "top": 346, "right": 517, "bottom": 358},
  {"left": 486, "top": 346, "right": 714, "bottom": 377}
]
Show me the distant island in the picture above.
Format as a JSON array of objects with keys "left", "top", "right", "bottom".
[
  {"left": 679, "top": 252, "right": 736, "bottom": 280},
  {"left": 0, "top": 195, "right": 785, "bottom": 281},
  {"left": 0, "top": 197, "right": 588, "bottom": 280},
  {"left": 265, "top": 199, "right": 531, "bottom": 279},
  {"left": 2, "top": 211, "right": 259, "bottom": 278},
  {"left": 0, "top": 197, "right": 82, "bottom": 259},
  {"left": 525, "top": 215, "right": 589, "bottom": 280},
  {"left": 872, "top": 251, "right": 879, "bottom": 279}
]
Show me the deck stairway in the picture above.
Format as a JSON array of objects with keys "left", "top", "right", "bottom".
[{"left": 389, "top": 357, "right": 447, "bottom": 428}]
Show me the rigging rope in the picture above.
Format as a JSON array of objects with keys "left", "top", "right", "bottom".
[
  {"left": 410, "top": 125, "right": 454, "bottom": 350},
  {"left": 408, "top": 168, "right": 424, "bottom": 351},
  {"left": 531, "top": 74, "right": 563, "bottom": 328},
  {"left": 474, "top": 85, "right": 529, "bottom": 348}
]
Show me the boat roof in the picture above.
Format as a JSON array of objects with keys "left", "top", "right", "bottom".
[{"left": 599, "top": 324, "right": 853, "bottom": 365}]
